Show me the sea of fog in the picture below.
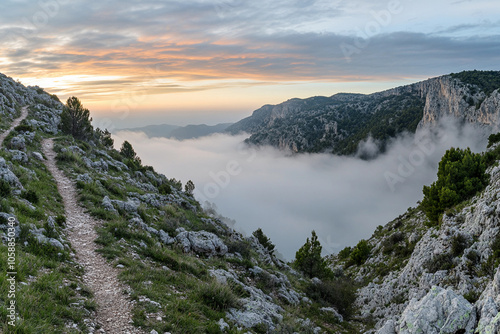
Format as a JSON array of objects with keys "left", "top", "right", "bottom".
[{"left": 113, "top": 119, "right": 487, "bottom": 260}]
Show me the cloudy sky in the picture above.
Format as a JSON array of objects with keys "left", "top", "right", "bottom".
[{"left": 1, "top": 0, "right": 499, "bottom": 126}]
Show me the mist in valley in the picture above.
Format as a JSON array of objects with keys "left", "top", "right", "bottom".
[{"left": 113, "top": 119, "right": 488, "bottom": 260}]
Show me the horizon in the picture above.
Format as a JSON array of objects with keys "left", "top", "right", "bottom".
[{"left": 1, "top": 1, "right": 499, "bottom": 128}]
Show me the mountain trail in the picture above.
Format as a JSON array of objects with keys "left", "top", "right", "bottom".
[
  {"left": 41, "top": 138, "right": 144, "bottom": 334},
  {"left": 0, "top": 106, "right": 29, "bottom": 146}
]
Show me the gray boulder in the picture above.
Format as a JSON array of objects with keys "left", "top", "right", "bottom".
[
  {"left": 10, "top": 150, "right": 28, "bottom": 163},
  {"left": 175, "top": 230, "right": 228, "bottom": 256},
  {"left": 399, "top": 286, "right": 476, "bottom": 334},
  {"left": 102, "top": 196, "right": 117, "bottom": 213},
  {"left": 111, "top": 198, "right": 140, "bottom": 214},
  {"left": 0, "top": 157, "right": 24, "bottom": 190},
  {"left": 158, "top": 230, "right": 175, "bottom": 245},
  {"left": 31, "top": 152, "right": 44, "bottom": 161},
  {"left": 9, "top": 135, "right": 25, "bottom": 150},
  {"left": 76, "top": 173, "right": 93, "bottom": 184},
  {"left": 376, "top": 320, "right": 396, "bottom": 334}
]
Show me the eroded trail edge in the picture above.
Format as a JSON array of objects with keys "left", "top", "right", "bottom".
[
  {"left": 0, "top": 106, "right": 29, "bottom": 146},
  {"left": 42, "top": 138, "right": 143, "bottom": 334}
]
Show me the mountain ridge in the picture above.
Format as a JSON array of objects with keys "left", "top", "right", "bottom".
[
  {"left": 119, "top": 122, "right": 233, "bottom": 140},
  {"left": 227, "top": 71, "right": 500, "bottom": 155}
]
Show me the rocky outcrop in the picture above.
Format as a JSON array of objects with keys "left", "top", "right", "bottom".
[
  {"left": 0, "top": 157, "right": 24, "bottom": 191},
  {"left": 398, "top": 286, "right": 476, "bottom": 334},
  {"left": 175, "top": 230, "right": 228, "bottom": 256}
]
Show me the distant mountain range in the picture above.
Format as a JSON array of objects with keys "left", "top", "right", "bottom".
[
  {"left": 227, "top": 70, "right": 500, "bottom": 155},
  {"left": 118, "top": 122, "right": 233, "bottom": 140}
]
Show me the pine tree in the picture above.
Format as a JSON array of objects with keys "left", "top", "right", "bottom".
[
  {"left": 60, "top": 96, "right": 93, "bottom": 140},
  {"left": 293, "top": 231, "right": 330, "bottom": 278},
  {"left": 120, "top": 141, "right": 136, "bottom": 159},
  {"left": 184, "top": 180, "right": 195, "bottom": 195}
]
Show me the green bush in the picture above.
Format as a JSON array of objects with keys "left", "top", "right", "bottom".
[
  {"left": 382, "top": 232, "right": 405, "bottom": 255},
  {"left": 158, "top": 183, "right": 172, "bottom": 195},
  {"left": 421, "top": 147, "right": 488, "bottom": 223},
  {"left": 348, "top": 239, "right": 371, "bottom": 266},
  {"left": 252, "top": 228, "right": 275, "bottom": 254},
  {"left": 21, "top": 189, "right": 40, "bottom": 204},
  {"left": 14, "top": 124, "right": 34, "bottom": 133},
  {"left": 306, "top": 278, "right": 357, "bottom": 318},
  {"left": 451, "top": 234, "right": 468, "bottom": 257},
  {"left": 337, "top": 246, "right": 352, "bottom": 260},
  {"left": 487, "top": 132, "right": 500, "bottom": 148},
  {"left": 0, "top": 180, "right": 11, "bottom": 198},
  {"left": 55, "top": 215, "right": 66, "bottom": 227},
  {"left": 425, "top": 253, "right": 453, "bottom": 273},
  {"left": 197, "top": 281, "right": 240, "bottom": 311},
  {"left": 226, "top": 239, "right": 252, "bottom": 259}
]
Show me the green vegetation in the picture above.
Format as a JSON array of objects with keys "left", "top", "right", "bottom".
[
  {"left": 306, "top": 278, "right": 357, "bottom": 318},
  {"left": 487, "top": 132, "right": 500, "bottom": 148},
  {"left": 252, "top": 228, "right": 275, "bottom": 254},
  {"left": 60, "top": 96, "right": 93, "bottom": 140},
  {"left": 451, "top": 70, "right": 500, "bottom": 97},
  {"left": 293, "top": 231, "right": 331, "bottom": 278},
  {"left": 348, "top": 239, "right": 371, "bottom": 266},
  {"left": 421, "top": 147, "right": 488, "bottom": 224}
]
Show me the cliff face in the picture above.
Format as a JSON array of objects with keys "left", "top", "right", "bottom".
[
  {"left": 327, "top": 141, "right": 500, "bottom": 333},
  {"left": 228, "top": 72, "right": 500, "bottom": 155},
  {"left": 415, "top": 75, "right": 500, "bottom": 130}
]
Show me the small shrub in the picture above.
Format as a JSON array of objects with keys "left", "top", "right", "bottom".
[
  {"left": 226, "top": 239, "right": 252, "bottom": 259},
  {"left": 0, "top": 180, "right": 11, "bottom": 198},
  {"left": 55, "top": 215, "right": 66, "bottom": 227},
  {"left": 252, "top": 228, "right": 275, "bottom": 254},
  {"left": 451, "top": 234, "right": 468, "bottom": 256},
  {"left": 197, "top": 281, "right": 240, "bottom": 311},
  {"left": 158, "top": 183, "right": 172, "bottom": 195},
  {"left": 463, "top": 290, "right": 480, "bottom": 303},
  {"left": 14, "top": 124, "right": 34, "bottom": 133},
  {"left": 466, "top": 249, "right": 481, "bottom": 265},
  {"left": 426, "top": 253, "right": 453, "bottom": 273},
  {"left": 21, "top": 189, "right": 39, "bottom": 204},
  {"left": 306, "top": 278, "right": 357, "bottom": 318},
  {"left": 349, "top": 239, "right": 371, "bottom": 266},
  {"left": 337, "top": 246, "right": 352, "bottom": 260},
  {"left": 382, "top": 232, "right": 405, "bottom": 255},
  {"left": 488, "top": 132, "right": 500, "bottom": 148}
]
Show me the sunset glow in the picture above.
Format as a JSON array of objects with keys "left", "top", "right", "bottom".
[{"left": 1, "top": 0, "right": 499, "bottom": 127}]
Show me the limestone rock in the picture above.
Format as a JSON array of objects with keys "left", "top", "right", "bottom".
[
  {"left": 175, "top": 230, "right": 228, "bottom": 256},
  {"left": 398, "top": 286, "right": 476, "bottom": 334}
]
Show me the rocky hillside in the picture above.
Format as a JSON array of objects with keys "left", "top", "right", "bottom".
[
  {"left": 326, "top": 140, "right": 500, "bottom": 332},
  {"left": 2, "top": 71, "right": 500, "bottom": 334},
  {"left": 0, "top": 73, "right": 363, "bottom": 333},
  {"left": 227, "top": 71, "right": 500, "bottom": 155}
]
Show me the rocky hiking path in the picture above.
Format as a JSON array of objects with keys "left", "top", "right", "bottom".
[
  {"left": 42, "top": 138, "right": 144, "bottom": 334},
  {"left": 0, "top": 106, "right": 29, "bottom": 146}
]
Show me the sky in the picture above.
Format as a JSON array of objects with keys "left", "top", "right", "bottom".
[
  {"left": 113, "top": 119, "right": 488, "bottom": 260},
  {"left": 0, "top": 0, "right": 499, "bottom": 127}
]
